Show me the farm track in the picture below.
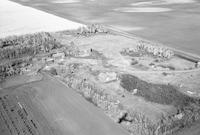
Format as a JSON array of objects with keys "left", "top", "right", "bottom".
[{"left": 0, "top": 94, "right": 39, "bottom": 135}]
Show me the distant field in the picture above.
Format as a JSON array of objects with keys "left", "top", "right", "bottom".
[{"left": 10, "top": 0, "right": 200, "bottom": 55}]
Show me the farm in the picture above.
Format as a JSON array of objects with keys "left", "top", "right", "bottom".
[{"left": 0, "top": 25, "right": 200, "bottom": 135}]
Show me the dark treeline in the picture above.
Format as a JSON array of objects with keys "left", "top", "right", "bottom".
[
  {"left": 0, "top": 57, "right": 31, "bottom": 80},
  {"left": 0, "top": 32, "right": 61, "bottom": 60}
]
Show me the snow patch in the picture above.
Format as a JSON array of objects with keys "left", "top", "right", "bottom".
[
  {"left": 131, "top": 0, "right": 195, "bottom": 6},
  {"left": 111, "top": 25, "right": 144, "bottom": 31},
  {"left": 52, "top": 0, "right": 80, "bottom": 4},
  {"left": 19, "top": 0, "right": 30, "bottom": 2},
  {"left": 187, "top": 90, "right": 195, "bottom": 95}
]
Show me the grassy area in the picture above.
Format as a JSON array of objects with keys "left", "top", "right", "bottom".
[{"left": 120, "top": 74, "right": 200, "bottom": 134}]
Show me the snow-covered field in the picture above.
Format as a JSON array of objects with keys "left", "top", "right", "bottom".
[
  {"left": 115, "top": 0, "right": 195, "bottom": 13},
  {"left": 0, "top": 0, "right": 84, "bottom": 38},
  {"left": 114, "top": 7, "right": 172, "bottom": 13}
]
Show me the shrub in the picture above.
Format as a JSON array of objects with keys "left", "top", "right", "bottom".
[
  {"left": 120, "top": 48, "right": 142, "bottom": 57},
  {"left": 0, "top": 57, "right": 31, "bottom": 80},
  {"left": 131, "top": 58, "right": 138, "bottom": 65}
]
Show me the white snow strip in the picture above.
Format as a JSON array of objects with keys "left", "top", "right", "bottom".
[
  {"left": 187, "top": 90, "right": 195, "bottom": 95},
  {"left": 114, "top": 7, "right": 172, "bottom": 13},
  {"left": 18, "top": 102, "right": 23, "bottom": 109},
  {"left": 131, "top": 0, "right": 195, "bottom": 6},
  {"left": 110, "top": 25, "right": 144, "bottom": 31},
  {"left": 164, "top": 0, "right": 195, "bottom": 4},
  {"left": 0, "top": 0, "right": 84, "bottom": 38}
]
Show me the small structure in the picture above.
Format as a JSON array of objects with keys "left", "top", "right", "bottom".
[
  {"left": 174, "top": 113, "right": 184, "bottom": 120},
  {"left": 52, "top": 52, "right": 65, "bottom": 60},
  {"left": 132, "top": 89, "right": 138, "bottom": 95},
  {"left": 79, "top": 49, "right": 91, "bottom": 57},
  {"left": 46, "top": 58, "right": 54, "bottom": 64},
  {"left": 98, "top": 72, "right": 117, "bottom": 83}
]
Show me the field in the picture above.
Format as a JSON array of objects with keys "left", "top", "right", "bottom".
[{"left": 0, "top": 73, "right": 129, "bottom": 135}]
